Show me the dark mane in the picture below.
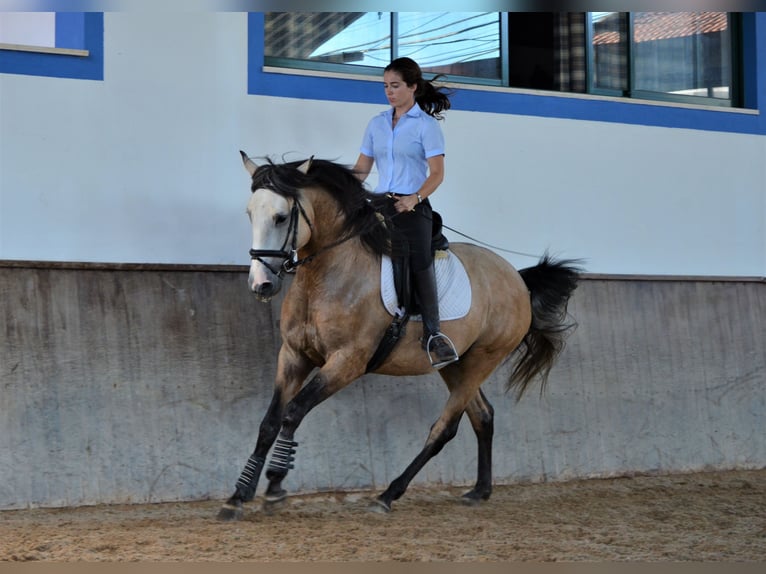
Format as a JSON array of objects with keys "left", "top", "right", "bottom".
[{"left": 250, "top": 158, "right": 392, "bottom": 256}]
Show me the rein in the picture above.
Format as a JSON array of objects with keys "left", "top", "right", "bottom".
[{"left": 250, "top": 191, "right": 541, "bottom": 280}]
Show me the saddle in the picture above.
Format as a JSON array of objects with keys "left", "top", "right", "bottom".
[
  {"left": 381, "top": 250, "right": 471, "bottom": 320},
  {"left": 366, "top": 210, "right": 453, "bottom": 373}
]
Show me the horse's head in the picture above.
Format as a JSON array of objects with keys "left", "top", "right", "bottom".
[
  {"left": 242, "top": 151, "right": 313, "bottom": 301},
  {"left": 241, "top": 151, "right": 393, "bottom": 301}
]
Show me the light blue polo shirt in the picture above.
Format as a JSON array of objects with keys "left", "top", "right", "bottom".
[{"left": 359, "top": 103, "right": 445, "bottom": 195}]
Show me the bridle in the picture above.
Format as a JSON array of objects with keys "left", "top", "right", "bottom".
[
  {"left": 249, "top": 193, "right": 380, "bottom": 278},
  {"left": 249, "top": 196, "right": 313, "bottom": 277}
]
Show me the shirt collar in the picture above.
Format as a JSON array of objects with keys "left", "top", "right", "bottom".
[{"left": 386, "top": 103, "right": 424, "bottom": 119}]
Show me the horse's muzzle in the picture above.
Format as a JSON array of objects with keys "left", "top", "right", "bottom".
[
  {"left": 249, "top": 258, "right": 283, "bottom": 302},
  {"left": 250, "top": 280, "right": 281, "bottom": 302}
]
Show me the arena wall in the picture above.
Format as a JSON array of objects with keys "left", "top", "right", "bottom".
[
  {"left": 2, "top": 10, "right": 765, "bottom": 511},
  {"left": 1, "top": 262, "right": 763, "bottom": 510}
]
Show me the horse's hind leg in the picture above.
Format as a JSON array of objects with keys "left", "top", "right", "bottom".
[
  {"left": 373, "top": 404, "right": 464, "bottom": 513},
  {"left": 374, "top": 354, "right": 503, "bottom": 513},
  {"left": 462, "top": 389, "right": 494, "bottom": 504}
]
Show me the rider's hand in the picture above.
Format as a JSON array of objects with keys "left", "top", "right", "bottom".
[{"left": 395, "top": 194, "right": 419, "bottom": 213}]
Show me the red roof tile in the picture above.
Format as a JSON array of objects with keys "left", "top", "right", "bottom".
[{"left": 593, "top": 12, "right": 728, "bottom": 45}]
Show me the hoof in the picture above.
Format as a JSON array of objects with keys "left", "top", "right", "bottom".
[
  {"left": 217, "top": 502, "right": 244, "bottom": 522},
  {"left": 461, "top": 490, "right": 490, "bottom": 506},
  {"left": 368, "top": 498, "right": 391, "bottom": 514},
  {"left": 263, "top": 488, "right": 287, "bottom": 505},
  {"left": 262, "top": 493, "right": 287, "bottom": 515}
]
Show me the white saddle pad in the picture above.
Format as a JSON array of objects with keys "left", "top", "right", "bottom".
[{"left": 380, "top": 250, "right": 472, "bottom": 321}]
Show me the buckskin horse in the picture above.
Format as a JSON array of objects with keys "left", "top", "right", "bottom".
[{"left": 217, "top": 152, "right": 581, "bottom": 521}]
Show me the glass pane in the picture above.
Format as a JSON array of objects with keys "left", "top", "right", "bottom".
[
  {"left": 507, "top": 13, "right": 588, "bottom": 93},
  {"left": 633, "top": 12, "right": 730, "bottom": 100},
  {"left": 264, "top": 12, "right": 501, "bottom": 80},
  {"left": 265, "top": 12, "right": 391, "bottom": 66},
  {"left": 589, "top": 12, "right": 628, "bottom": 93},
  {"left": 397, "top": 12, "right": 501, "bottom": 79}
]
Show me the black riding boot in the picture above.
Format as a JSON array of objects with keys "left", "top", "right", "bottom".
[{"left": 413, "top": 266, "right": 459, "bottom": 369}]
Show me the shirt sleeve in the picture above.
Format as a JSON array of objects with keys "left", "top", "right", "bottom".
[
  {"left": 359, "top": 118, "right": 375, "bottom": 158},
  {"left": 421, "top": 117, "right": 445, "bottom": 158}
]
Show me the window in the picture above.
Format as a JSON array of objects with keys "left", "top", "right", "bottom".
[
  {"left": 506, "top": 13, "right": 587, "bottom": 92},
  {"left": 263, "top": 11, "right": 741, "bottom": 108},
  {"left": 264, "top": 12, "right": 503, "bottom": 85},
  {"left": 250, "top": 12, "right": 765, "bottom": 136},
  {"left": 589, "top": 12, "right": 735, "bottom": 106},
  {"left": 589, "top": 12, "right": 629, "bottom": 94},
  {"left": 0, "top": 12, "right": 103, "bottom": 80}
]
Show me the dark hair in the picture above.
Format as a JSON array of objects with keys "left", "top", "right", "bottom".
[{"left": 384, "top": 57, "right": 453, "bottom": 120}]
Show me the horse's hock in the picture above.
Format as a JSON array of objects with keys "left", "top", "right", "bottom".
[{"left": 1, "top": 262, "right": 764, "bottom": 510}]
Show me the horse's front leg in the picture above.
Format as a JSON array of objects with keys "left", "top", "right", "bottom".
[
  {"left": 262, "top": 349, "right": 364, "bottom": 508},
  {"left": 217, "top": 348, "right": 311, "bottom": 522},
  {"left": 216, "top": 390, "right": 282, "bottom": 521}
]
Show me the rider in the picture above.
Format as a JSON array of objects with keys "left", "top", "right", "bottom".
[{"left": 353, "top": 57, "right": 459, "bottom": 369}]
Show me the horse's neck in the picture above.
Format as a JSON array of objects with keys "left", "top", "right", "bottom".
[
  {"left": 297, "top": 191, "right": 348, "bottom": 259},
  {"left": 295, "top": 190, "right": 378, "bottom": 284},
  {"left": 298, "top": 239, "right": 376, "bottom": 281}
]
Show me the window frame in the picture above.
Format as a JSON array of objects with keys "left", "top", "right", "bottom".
[
  {"left": 0, "top": 13, "right": 103, "bottom": 81},
  {"left": 248, "top": 12, "right": 766, "bottom": 136}
]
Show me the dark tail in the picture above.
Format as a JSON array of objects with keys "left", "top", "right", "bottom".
[{"left": 508, "top": 252, "right": 583, "bottom": 400}]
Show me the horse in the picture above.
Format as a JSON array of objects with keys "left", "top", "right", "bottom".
[{"left": 217, "top": 151, "right": 582, "bottom": 521}]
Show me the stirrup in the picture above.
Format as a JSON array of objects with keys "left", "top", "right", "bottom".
[{"left": 425, "top": 332, "right": 459, "bottom": 369}]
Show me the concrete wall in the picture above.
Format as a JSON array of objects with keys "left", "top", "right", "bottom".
[{"left": 1, "top": 263, "right": 763, "bottom": 510}]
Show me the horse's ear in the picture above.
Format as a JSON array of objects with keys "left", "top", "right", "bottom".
[
  {"left": 240, "top": 150, "right": 258, "bottom": 177},
  {"left": 297, "top": 156, "right": 314, "bottom": 175}
]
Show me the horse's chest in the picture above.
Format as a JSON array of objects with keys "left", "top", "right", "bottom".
[{"left": 285, "top": 300, "right": 366, "bottom": 353}]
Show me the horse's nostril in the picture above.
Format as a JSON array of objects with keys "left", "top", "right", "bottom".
[{"left": 255, "top": 282, "right": 273, "bottom": 297}]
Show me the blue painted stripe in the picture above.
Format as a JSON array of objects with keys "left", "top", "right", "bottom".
[
  {"left": 0, "top": 13, "right": 103, "bottom": 81},
  {"left": 55, "top": 12, "right": 85, "bottom": 49},
  {"left": 248, "top": 12, "right": 766, "bottom": 136}
]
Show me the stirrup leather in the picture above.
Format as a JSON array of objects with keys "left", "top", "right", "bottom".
[{"left": 425, "top": 332, "right": 459, "bottom": 369}]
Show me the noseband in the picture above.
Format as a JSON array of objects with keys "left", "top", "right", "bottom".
[{"left": 249, "top": 197, "right": 313, "bottom": 277}]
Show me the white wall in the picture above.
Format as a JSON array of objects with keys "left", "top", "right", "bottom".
[
  {"left": 0, "top": 13, "right": 55, "bottom": 47},
  {"left": 2, "top": 12, "right": 765, "bottom": 276}
]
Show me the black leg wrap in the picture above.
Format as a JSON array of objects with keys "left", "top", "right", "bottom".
[
  {"left": 234, "top": 454, "right": 265, "bottom": 502},
  {"left": 267, "top": 434, "right": 298, "bottom": 475}
]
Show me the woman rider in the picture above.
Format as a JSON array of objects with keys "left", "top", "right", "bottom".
[{"left": 353, "top": 57, "right": 459, "bottom": 369}]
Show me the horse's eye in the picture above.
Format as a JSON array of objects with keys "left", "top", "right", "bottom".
[{"left": 275, "top": 214, "right": 288, "bottom": 225}]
